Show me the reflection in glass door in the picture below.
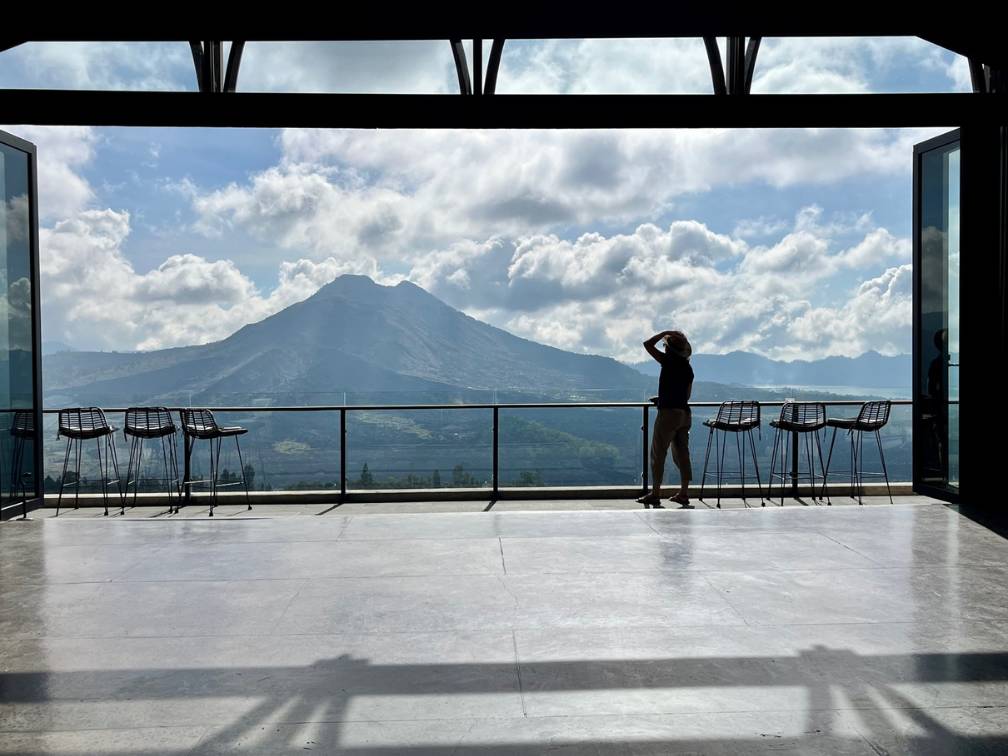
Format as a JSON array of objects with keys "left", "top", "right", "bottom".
[
  {"left": 0, "top": 130, "right": 42, "bottom": 518},
  {"left": 914, "top": 129, "right": 960, "bottom": 500}
]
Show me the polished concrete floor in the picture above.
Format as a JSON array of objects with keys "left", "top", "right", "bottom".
[{"left": 1, "top": 499, "right": 1007, "bottom": 754}]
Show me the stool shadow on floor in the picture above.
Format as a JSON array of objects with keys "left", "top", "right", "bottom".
[{"left": 2, "top": 648, "right": 1006, "bottom": 753}]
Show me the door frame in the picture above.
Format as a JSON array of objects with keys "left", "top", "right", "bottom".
[
  {"left": 0, "top": 129, "right": 43, "bottom": 519},
  {"left": 912, "top": 127, "right": 960, "bottom": 503}
]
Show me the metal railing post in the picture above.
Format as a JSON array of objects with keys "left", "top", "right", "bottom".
[
  {"left": 340, "top": 408, "right": 347, "bottom": 501},
  {"left": 38, "top": 399, "right": 908, "bottom": 507},
  {"left": 642, "top": 404, "right": 649, "bottom": 494},
  {"left": 183, "top": 432, "right": 192, "bottom": 505},
  {"left": 791, "top": 433, "right": 799, "bottom": 495},
  {"left": 492, "top": 406, "right": 499, "bottom": 499}
]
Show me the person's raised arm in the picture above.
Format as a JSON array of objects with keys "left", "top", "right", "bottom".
[{"left": 643, "top": 331, "right": 673, "bottom": 364}]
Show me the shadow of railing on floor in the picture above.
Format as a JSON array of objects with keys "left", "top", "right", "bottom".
[{"left": 1, "top": 647, "right": 1006, "bottom": 753}]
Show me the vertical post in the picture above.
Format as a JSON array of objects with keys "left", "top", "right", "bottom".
[
  {"left": 492, "top": 406, "right": 498, "bottom": 499},
  {"left": 200, "top": 40, "right": 214, "bottom": 92},
  {"left": 340, "top": 408, "right": 347, "bottom": 501},
  {"left": 642, "top": 404, "right": 650, "bottom": 494},
  {"left": 473, "top": 38, "right": 483, "bottom": 95},
  {"left": 790, "top": 405, "right": 799, "bottom": 495},
  {"left": 726, "top": 36, "right": 743, "bottom": 94},
  {"left": 183, "top": 433, "right": 192, "bottom": 505},
  {"left": 212, "top": 41, "right": 223, "bottom": 91}
]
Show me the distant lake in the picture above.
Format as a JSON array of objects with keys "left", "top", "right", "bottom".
[{"left": 753, "top": 384, "right": 911, "bottom": 399}]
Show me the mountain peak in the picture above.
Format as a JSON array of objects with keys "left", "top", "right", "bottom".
[
  {"left": 318, "top": 273, "right": 379, "bottom": 292},
  {"left": 395, "top": 279, "right": 426, "bottom": 292}
]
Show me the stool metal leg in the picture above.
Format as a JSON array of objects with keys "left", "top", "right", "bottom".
[
  {"left": 95, "top": 436, "right": 108, "bottom": 516},
  {"left": 747, "top": 427, "right": 765, "bottom": 505},
  {"left": 19, "top": 453, "right": 30, "bottom": 520},
  {"left": 73, "top": 436, "right": 82, "bottom": 510},
  {"left": 56, "top": 437, "right": 72, "bottom": 517},
  {"left": 169, "top": 433, "right": 181, "bottom": 513},
  {"left": 855, "top": 429, "right": 864, "bottom": 506},
  {"left": 108, "top": 433, "right": 124, "bottom": 510},
  {"left": 735, "top": 430, "right": 747, "bottom": 506},
  {"left": 783, "top": 429, "right": 793, "bottom": 506},
  {"left": 10, "top": 435, "right": 29, "bottom": 519},
  {"left": 767, "top": 426, "right": 780, "bottom": 507},
  {"left": 234, "top": 435, "right": 251, "bottom": 511},
  {"left": 125, "top": 434, "right": 142, "bottom": 513},
  {"left": 160, "top": 434, "right": 173, "bottom": 514},
  {"left": 716, "top": 428, "right": 727, "bottom": 508},
  {"left": 8, "top": 436, "right": 19, "bottom": 502},
  {"left": 847, "top": 431, "right": 856, "bottom": 500},
  {"left": 208, "top": 438, "right": 217, "bottom": 517},
  {"left": 11, "top": 435, "right": 27, "bottom": 519},
  {"left": 821, "top": 427, "right": 837, "bottom": 501},
  {"left": 777, "top": 428, "right": 788, "bottom": 506},
  {"left": 814, "top": 429, "right": 830, "bottom": 505},
  {"left": 134, "top": 437, "right": 144, "bottom": 511},
  {"left": 875, "top": 429, "right": 893, "bottom": 505},
  {"left": 124, "top": 434, "right": 137, "bottom": 510},
  {"left": 803, "top": 432, "right": 813, "bottom": 504},
  {"left": 699, "top": 425, "right": 714, "bottom": 502}
]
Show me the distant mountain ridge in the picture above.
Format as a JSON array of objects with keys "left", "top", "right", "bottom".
[
  {"left": 628, "top": 350, "right": 910, "bottom": 389},
  {"left": 43, "top": 275, "right": 906, "bottom": 407},
  {"left": 43, "top": 275, "right": 654, "bottom": 406}
]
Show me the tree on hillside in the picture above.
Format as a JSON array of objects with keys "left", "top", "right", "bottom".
[
  {"left": 516, "top": 470, "right": 543, "bottom": 487},
  {"left": 360, "top": 463, "right": 374, "bottom": 488},
  {"left": 452, "top": 464, "right": 476, "bottom": 487}
]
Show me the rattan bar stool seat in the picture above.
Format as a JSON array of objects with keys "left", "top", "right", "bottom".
[
  {"left": 699, "top": 400, "right": 764, "bottom": 508},
  {"left": 56, "top": 407, "right": 123, "bottom": 516},
  {"left": 179, "top": 409, "right": 251, "bottom": 516}
]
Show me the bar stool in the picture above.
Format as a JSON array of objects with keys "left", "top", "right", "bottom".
[
  {"left": 56, "top": 408, "right": 123, "bottom": 517},
  {"left": 699, "top": 400, "right": 764, "bottom": 508},
  {"left": 820, "top": 400, "right": 894, "bottom": 506},
  {"left": 124, "top": 407, "right": 181, "bottom": 515},
  {"left": 768, "top": 401, "right": 828, "bottom": 506},
  {"left": 180, "top": 409, "right": 251, "bottom": 517},
  {"left": 9, "top": 410, "right": 35, "bottom": 519}
]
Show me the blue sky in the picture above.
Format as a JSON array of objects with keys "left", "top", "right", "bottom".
[{"left": 1, "top": 38, "right": 969, "bottom": 360}]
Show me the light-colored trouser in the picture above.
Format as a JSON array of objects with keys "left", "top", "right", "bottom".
[{"left": 651, "top": 408, "right": 692, "bottom": 487}]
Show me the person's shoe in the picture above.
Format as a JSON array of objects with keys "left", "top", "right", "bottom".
[
  {"left": 669, "top": 493, "right": 693, "bottom": 508},
  {"left": 651, "top": 501, "right": 665, "bottom": 509},
  {"left": 636, "top": 493, "right": 660, "bottom": 508}
]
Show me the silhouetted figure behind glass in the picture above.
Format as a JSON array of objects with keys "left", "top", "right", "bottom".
[
  {"left": 926, "top": 328, "right": 949, "bottom": 473},
  {"left": 638, "top": 330, "right": 694, "bottom": 509}
]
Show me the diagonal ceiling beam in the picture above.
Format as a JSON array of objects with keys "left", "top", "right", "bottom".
[
  {"left": 703, "top": 37, "right": 727, "bottom": 95},
  {"left": 189, "top": 41, "right": 204, "bottom": 91},
  {"left": 485, "top": 39, "right": 506, "bottom": 94},
  {"left": 450, "top": 39, "right": 472, "bottom": 95},
  {"left": 743, "top": 37, "right": 761, "bottom": 93},
  {"left": 224, "top": 41, "right": 245, "bottom": 92}
]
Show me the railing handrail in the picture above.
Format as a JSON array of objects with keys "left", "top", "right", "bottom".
[
  {"left": 30, "top": 397, "right": 917, "bottom": 505},
  {"left": 39, "top": 399, "right": 914, "bottom": 413}
]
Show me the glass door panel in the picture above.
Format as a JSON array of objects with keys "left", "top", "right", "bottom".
[
  {"left": 914, "top": 130, "right": 960, "bottom": 499},
  {"left": 0, "top": 130, "right": 41, "bottom": 516}
]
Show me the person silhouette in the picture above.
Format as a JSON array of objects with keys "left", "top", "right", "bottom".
[
  {"left": 637, "top": 330, "right": 694, "bottom": 509},
  {"left": 926, "top": 328, "right": 949, "bottom": 470}
]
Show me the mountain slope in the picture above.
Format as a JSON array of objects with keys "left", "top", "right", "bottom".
[{"left": 44, "top": 275, "right": 652, "bottom": 405}]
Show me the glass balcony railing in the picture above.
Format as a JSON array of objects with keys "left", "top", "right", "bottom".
[{"left": 37, "top": 398, "right": 913, "bottom": 501}]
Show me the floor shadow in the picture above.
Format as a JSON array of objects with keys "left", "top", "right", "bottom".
[{"left": 2, "top": 648, "right": 1006, "bottom": 754}]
